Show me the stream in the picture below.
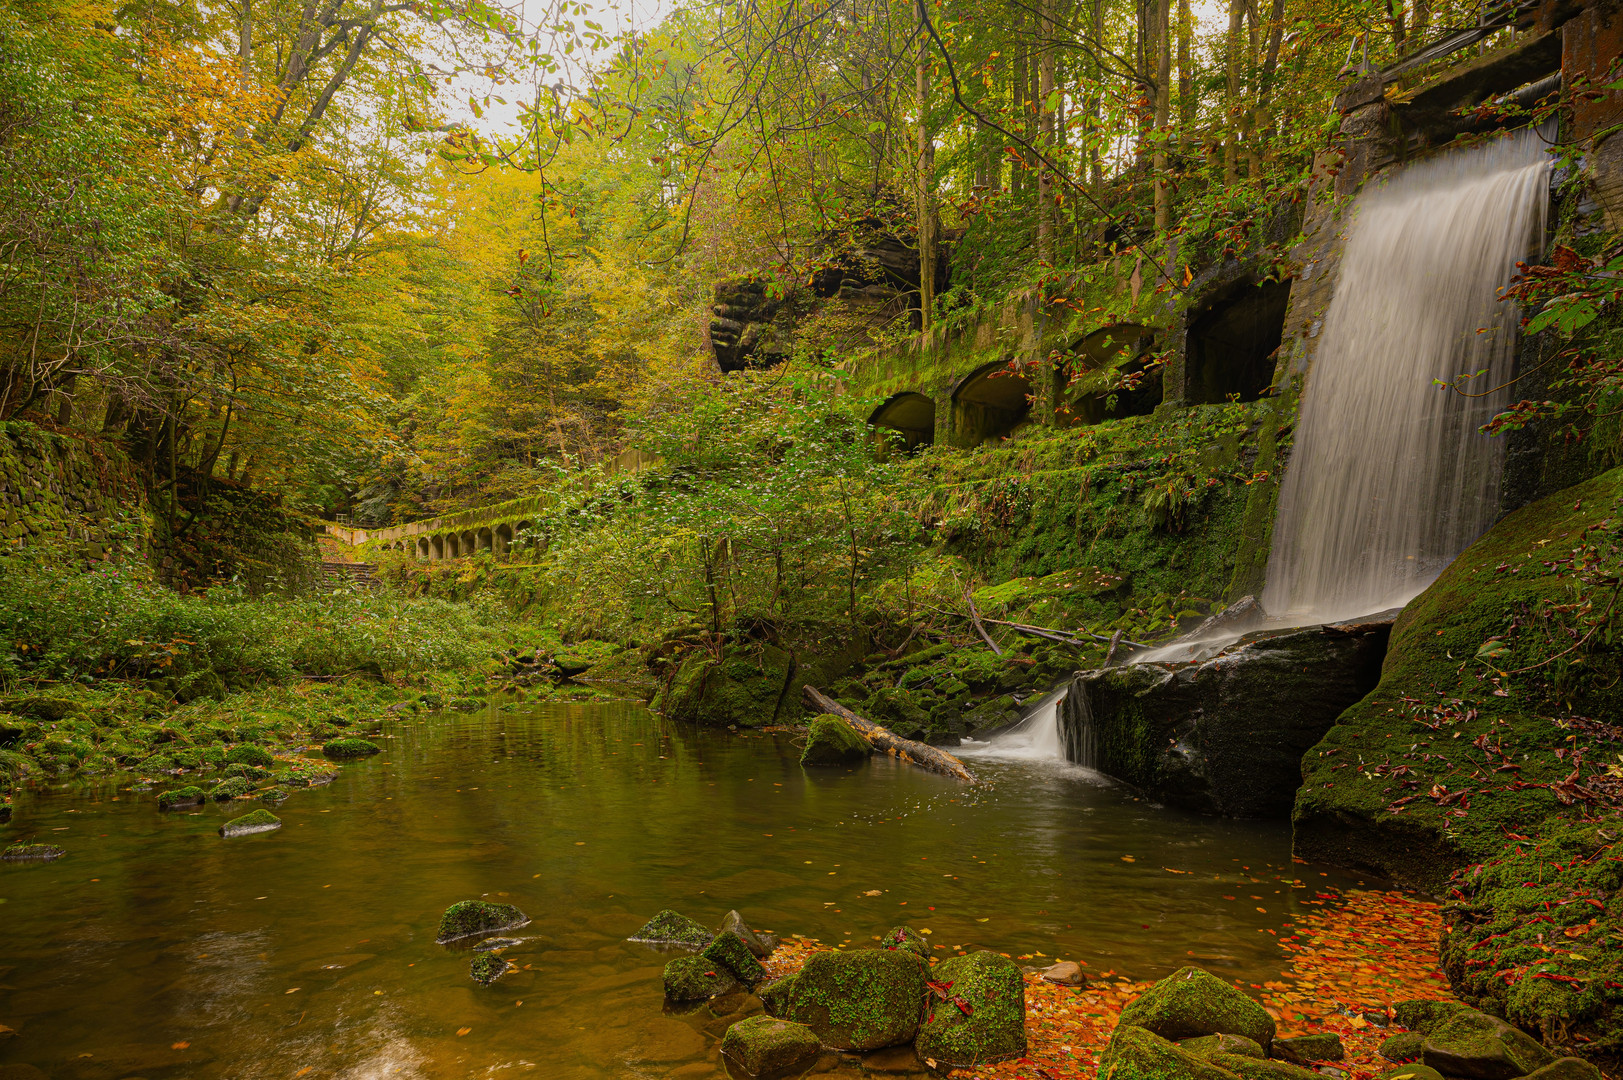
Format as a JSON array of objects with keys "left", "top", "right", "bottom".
[{"left": 0, "top": 700, "right": 1377, "bottom": 1079}]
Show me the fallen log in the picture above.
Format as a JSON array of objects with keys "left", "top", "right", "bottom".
[{"left": 803, "top": 686, "right": 976, "bottom": 783}]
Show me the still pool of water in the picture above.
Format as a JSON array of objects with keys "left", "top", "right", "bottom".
[{"left": 0, "top": 701, "right": 1376, "bottom": 1079}]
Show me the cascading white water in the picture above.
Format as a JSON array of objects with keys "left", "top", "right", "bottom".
[
  {"left": 959, "top": 688, "right": 1073, "bottom": 762},
  {"left": 1263, "top": 127, "right": 1552, "bottom": 623}
]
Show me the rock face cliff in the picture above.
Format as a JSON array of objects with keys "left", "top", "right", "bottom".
[{"left": 1064, "top": 617, "right": 1392, "bottom": 818}]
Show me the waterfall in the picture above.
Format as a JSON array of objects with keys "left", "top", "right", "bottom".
[
  {"left": 1263, "top": 126, "right": 1551, "bottom": 623},
  {"left": 959, "top": 687, "right": 1072, "bottom": 762},
  {"left": 1062, "top": 681, "right": 1098, "bottom": 770}
]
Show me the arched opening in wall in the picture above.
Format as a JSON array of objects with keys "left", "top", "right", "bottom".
[
  {"left": 461, "top": 531, "right": 477, "bottom": 557},
  {"left": 432, "top": 535, "right": 446, "bottom": 560},
  {"left": 1055, "top": 325, "right": 1161, "bottom": 426},
  {"left": 417, "top": 537, "right": 430, "bottom": 561},
  {"left": 952, "top": 361, "right": 1032, "bottom": 445},
  {"left": 868, "top": 392, "right": 936, "bottom": 451},
  {"left": 1184, "top": 278, "right": 1292, "bottom": 404},
  {"left": 495, "top": 524, "right": 513, "bottom": 555},
  {"left": 513, "top": 520, "right": 537, "bottom": 554},
  {"left": 476, "top": 527, "right": 494, "bottom": 553}
]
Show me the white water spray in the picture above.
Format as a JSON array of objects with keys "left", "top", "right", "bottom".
[
  {"left": 1263, "top": 126, "right": 1551, "bottom": 622},
  {"left": 960, "top": 688, "right": 1072, "bottom": 762}
]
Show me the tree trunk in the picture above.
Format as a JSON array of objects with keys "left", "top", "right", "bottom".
[
  {"left": 1177, "top": 0, "right": 1192, "bottom": 131},
  {"left": 1223, "top": 0, "right": 1245, "bottom": 185},
  {"left": 915, "top": 0, "right": 937, "bottom": 328},
  {"left": 1036, "top": 0, "right": 1056, "bottom": 265},
  {"left": 1153, "top": 0, "right": 1172, "bottom": 234},
  {"left": 804, "top": 686, "right": 977, "bottom": 782}
]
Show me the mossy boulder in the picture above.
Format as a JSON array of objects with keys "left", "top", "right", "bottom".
[
  {"left": 702, "top": 929, "right": 765, "bottom": 985},
  {"left": 655, "top": 646, "right": 795, "bottom": 729},
  {"left": 629, "top": 908, "right": 712, "bottom": 949},
  {"left": 1180, "top": 1034, "right": 1266, "bottom": 1059},
  {"left": 435, "top": 900, "right": 530, "bottom": 944},
  {"left": 759, "top": 974, "right": 798, "bottom": 1018},
  {"left": 717, "top": 909, "right": 771, "bottom": 958},
  {"left": 210, "top": 777, "right": 254, "bottom": 801},
  {"left": 1381, "top": 1067, "right": 1446, "bottom": 1080},
  {"left": 1099, "top": 1024, "right": 1243, "bottom": 1080},
  {"left": 1392, "top": 1001, "right": 1467, "bottom": 1035},
  {"left": 322, "top": 738, "right": 380, "bottom": 759},
  {"left": 1210, "top": 1053, "right": 1323, "bottom": 1080},
  {"left": 156, "top": 786, "right": 205, "bottom": 809},
  {"left": 663, "top": 954, "right": 739, "bottom": 1002},
  {"left": 863, "top": 687, "right": 930, "bottom": 739},
  {"left": 469, "top": 954, "right": 511, "bottom": 985},
  {"left": 719, "top": 1016, "right": 821, "bottom": 1079},
  {"left": 1, "top": 843, "right": 64, "bottom": 861},
  {"left": 1380, "top": 1032, "right": 1425, "bottom": 1062},
  {"left": 914, "top": 950, "right": 1026, "bottom": 1067},
  {"left": 879, "top": 925, "right": 930, "bottom": 959},
  {"left": 1523, "top": 1059, "right": 1603, "bottom": 1080},
  {"left": 219, "top": 809, "right": 281, "bottom": 837},
  {"left": 1421, "top": 1009, "right": 1553, "bottom": 1079},
  {"left": 783, "top": 948, "right": 927, "bottom": 1051},
  {"left": 1116, "top": 966, "right": 1275, "bottom": 1047},
  {"left": 1270, "top": 1033, "right": 1343, "bottom": 1064},
  {"left": 800, "top": 715, "right": 870, "bottom": 765},
  {"left": 225, "top": 744, "right": 276, "bottom": 768}
]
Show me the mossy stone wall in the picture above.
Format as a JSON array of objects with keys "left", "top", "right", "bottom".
[{"left": 0, "top": 421, "right": 147, "bottom": 568}]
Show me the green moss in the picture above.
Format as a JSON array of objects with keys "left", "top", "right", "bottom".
[
  {"left": 663, "top": 954, "right": 739, "bottom": 1002},
  {"left": 1116, "top": 966, "right": 1275, "bottom": 1046},
  {"left": 469, "top": 954, "right": 511, "bottom": 985},
  {"left": 435, "top": 900, "right": 529, "bottom": 943},
  {"left": 915, "top": 950, "right": 1027, "bottom": 1066},
  {"left": 156, "top": 786, "right": 204, "bottom": 809},
  {"left": 759, "top": 973, "right": 798, "bottom": 1017},
  {"left": 210, "top": 776, "right": 254, "bottom": 800},
  {"left": 800, "top": 715, "right": 869, "bottom": 765},
  {"left": 322, "top": 738, "right": 380, "bottom": 759},
  {"left": 629, "top": 908, "right": 712, "bottom": 949},
  {"left": 783, "top": 948, "right": 927, "bottom": 1051},
  {"left": 0, "top": 842, "right": 64, "bottom": 860},
  {"left": 218, "top": 809, "right": 281, "bottom": 837},
  {"left": 1100, "top": 1024, "right": 1244, "bottom": 1080},
  {"left": 225, "top": 744, "right": 276, "bottom": 768},
  {"left": 1179, "top": 1034, "right": 1265, "bottom": 1059},
  {"left": 1210, "top": 1053, "right": 1321, "bottom": 1080},
  {"left": 701, "top": 929, "right": 765, "bottom": 985},
  {"left": 879, "top": 925, "right": 930, "bottom": 959},
  {"left": 719, "top": 1015, "right": 821, "bottom": 1078},
  {"left": 1379, "top": 1032, "right": 1424, "bottom": 1063}
]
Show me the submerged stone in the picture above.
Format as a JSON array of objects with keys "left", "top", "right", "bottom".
[
  {"left": 629, "top": 908, "right": 713, "bottom": 949},
  {"left": 716, "top": 910, "right": 771, "bottom": 958},
  {"left": 1271, "top": 1032, "right": 1344, "bottom": 1064},
  {"left": 914, "top": 950, "right": 1026, "bottom": 1067},
  {"left": 663, "top": 954, "right": 739, "bottom": 1002},
  {"left": 1521, "top": 1059, "right": 1604, "bottom": 1080},
  {"left": 156, "top": 786, "right": 205, "bottom": 809},
  {"left": 702, "top": 929, "right": 765, "bottom": 985},
  {"left": 469, "top": 953, "right": 511, "bottom": 985},
  {"left": 783, "top": 948, "right": 927, "bottom": 1051},
  {"left": 1100, "top": 1025, "right": 1243, "bottom": 1080},
  {"left": 436, "top": 900, "right": 530, "bottom": 944},
  {"left": 719, "top": 1015, "right": 821, "bottom": 1079},
  {"left": 1116, "top": 966, "right": 1276, "bottom": 1047},
  {"left": 218, "top": 809, "right": 281, "bottom": 837},
  {"left": 800, "top": 715, "right": 869, "bottom": 765},
  {"left": 1040, "top": 960, "right": 1087, "bottom": 986},
  {"left": 322, "top": 738, "right": 380, "bottom": 759},
  {"left": 0, "top": 843, "right": 64, "bottom": 862},
  {"left": 879, "top": 925, "right": 930, "bottom": 959},
  {"left": 1422, "top": 1010, "right": 1554, "bottom": 1079}
]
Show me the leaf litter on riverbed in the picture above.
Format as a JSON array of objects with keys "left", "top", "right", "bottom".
[{"left": 756, "top": 889, "right": 1453, "bottom": 1079}]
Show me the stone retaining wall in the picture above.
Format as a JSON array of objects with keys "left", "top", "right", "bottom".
[{"left": 0, "top": 421, "right": 149, "bottom": 568}]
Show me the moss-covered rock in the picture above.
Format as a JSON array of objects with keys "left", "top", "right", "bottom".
[
  {"left": 800, "top": 715, "right": 870, "bottom": 765},
  {"left": 1179, "top": 1034, "right": 1266, "bottom": 1059},
  {"left": 1392, "top": 1000, "right": 1467, "bottom": 1035},
  {"left": 628, "top": 908, "right": 712, "bottom": 949},
  {"left": 1523, "top": 1060, "right": 1604, "bottom": 1080},
  {"left": 914, "top": 950, "right": 1026, "bottom": 1067},
  {"left": 879, "top": 925, "right": 931, "bottom": 959},
  {"left": 1421, "top": 1010, "right": 1554, "bottom": 1079},
  {"left": 719, "top": 1016, "right": 821, "bottom": 1079},
  {"left": 1380, "top": 1032, "right": 1424, "bottom": 1062},
  {"left": 1099, "top": 1024, "right": 1243, "bottom": 1080},
  {"left": 663, "top": 954, "right": 739, "bottom": 1002},
  {"left": 1380, "top": 1067, "right": 1445, "bottom": 1080},
  {"left": 717, "top": 910, "right": 771, "bottom": 958},
  {"left": 210, "top": 776, "right": 254, "bottom": 800},
  {"left": 759, "top": 974, "right": 798, "bottom": 1018},
  {"left": 655, "top": 646, "right": 795, "bottom": 729},
  {"left": 1210, "top": 1053, "right": 1322, "bottom": 1080},
  {"left": 469, "top": 954, "right": 511, "bottom": 985},
  {"left": 783, "top": 948, "right": 927, "bottom": 1051},
  {"left": 156, "top": 786, "right": 205, "bottom": 809},
  {"left": 322, "top": 738, "right": 380, "bottom": 758},
  {"left": 1, "top": 842, "right": 64, "bottom": 861},
  {"left": 1270, "top": 1033, "right": 1343, "bottom": 1064},
  {"left": 1116, "top": 966, "right": 1275, "bottom": 1047},
  {"left": 225, "top": 744, "right": 276, "bottom": 768},
  {"left": 702, "top": 929, "right": 765, "bottom": 985},
  {"left": 218, "top": 809, "right": 281, "bottom": 837},
  {"left": 435, "top": 900, "right": 529, "bottom": 944}
]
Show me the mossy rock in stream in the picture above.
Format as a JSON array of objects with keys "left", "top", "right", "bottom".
[
  {"left": 654, "top": 647, "right": 795, "bottom": 729},
  {"left": 436, "top": 900, "right": 530, "bottom": 944},
  {"left": 663, "top": 954, "right": 740, "bottom": 1002},
  {"left": 1100, "top": 1024, "right": 1244, "bottom": 1080},
  {"left": 879, "top": 925, "right": 930, "bottom": 959},
  {"left": 1420, "top": 1009, "right": 1553, "bottom": 1078},
  {"left": 628, "top": 908, "right": 713, "bottom": 949},
  {"left": 782, "top": 948, "right": 927, "bottom": 1051},
  {"left": 225, "top": 744, "right": 276, "bottom": 768},
  {"left": 322, "top": 738, "right": 380, "bottom": 759},
  {"left": 701, "top": 929, "right": 765, "bottom": 985},
  {"left": 1116, "top": 966, "right": 1275, "bottom": 1047},
  {"left": 800, "top": 715, "right": 869, "bottom": 765},
  {"left": 210, "top": 777, "right": 254, "bottom": 801},
  {"left": 469, "top": 954, "right": 511, "bottom": 985},
  {"left": 1, "top": 842, "right": 65, "bottom": 861},
  {"left": 219, "top": 809, "right": 281, "bottom": 837},
  {"left": 914, "top": 950, "right": 1026, "bottom": 1066},
  {"left": 1209, "top": 1053, "right": 1322, "bottom": 1080},
  {"left": 759, "top": 974, "right": 798, "bottom": 1018},
  {"left": 720, "top": 1015, "right": 821, "bottom": 1079},
  {"left": 156, "top": 786, "right": 205, "bottom": 809}
]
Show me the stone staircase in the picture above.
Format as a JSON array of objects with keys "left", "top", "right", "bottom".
[{"left": 319, "top": 561, "right": 377, "bottom": 589}]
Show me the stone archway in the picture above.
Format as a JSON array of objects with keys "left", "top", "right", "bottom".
[
  {"left": 431, "top": 535, "right": 446, "bottom": 560},
  {"left": 868, "top": 391, "right": 936, "bottom": 450},
  {"left": 495, "top": 523, "right": 513, "bottom": 554},
  {"left": 476, "top": 527, "right": 494, "bottom": 553},
  {"left": 1057, "top": 324, "right": 1162, "bottom": 425},
  {"left": 417, "top": 537, "right": 431, "bottom": 561},
  {"left": 951, "top": 360, "right": 1032, "bottom": 445}
]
